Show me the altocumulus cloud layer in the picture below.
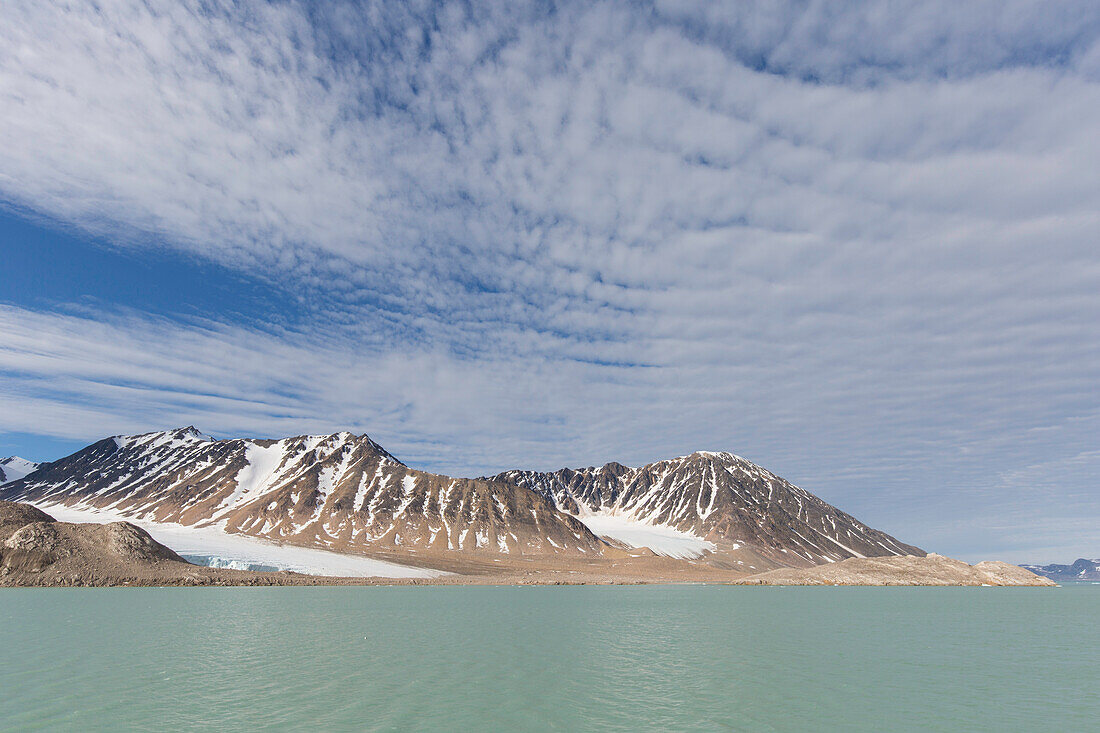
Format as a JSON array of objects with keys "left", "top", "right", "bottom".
[{"left": 1, "top": 1, "right": 1099, "bottom": 561}]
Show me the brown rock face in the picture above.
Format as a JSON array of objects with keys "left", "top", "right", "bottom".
[
  {"left": 5, "top": 521, "right": 65, "bottom": 554},
  {"left": 0, "top": 501, "right": 55, "bottom": 535},
  {"left": 95, "top": 522, "right": 185, "bottom": 562}
]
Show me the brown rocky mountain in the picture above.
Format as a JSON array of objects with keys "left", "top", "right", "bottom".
[
  {"left": 1, "top": 428, "right": 603, "bottom": 556},
  {"left": 492, "top": 450, "right": 923, "bottom": 566},
  {"left": 1, "top": 428, "right": 920, "bottom": 567}
]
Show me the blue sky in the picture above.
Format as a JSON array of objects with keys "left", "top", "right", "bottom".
[{"left": 2, "top": 1, "right": 1099, "bottom": 562}]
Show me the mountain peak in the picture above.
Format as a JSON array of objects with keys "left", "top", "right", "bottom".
[
  {"left": 282, "top": 431, "right": 402, "bottom": 464},
  {"left": 0, "top": 456, "right": 41, "bottom": 484},
  {"left": 112, "top": 427, "right": 213, "bottom": 449},
  {"left": 651, "top": 450, "right": 756, "bottom": 470},
  {"left": 174, "top": 426, "right": 213, "bottom": 441},
  {"left": 681, "top": 450, "right": 743, "bottom": 462}
]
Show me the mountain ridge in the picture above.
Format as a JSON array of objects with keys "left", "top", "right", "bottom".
[
  {"left": 1, "top": 428, "right": 605, "bottom": 557},
  {"left": 1020, "top": 558, "right": 1100, "bottom": 581},
  {"left": 1, "top": 428, "right": 921, "bottom": 568},
  {"left": 490, "top": 449, "right": 923, "bottom": 566}
]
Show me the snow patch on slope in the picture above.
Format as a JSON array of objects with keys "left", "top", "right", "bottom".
[
  {"left": 219, "top": 441, "right": 288, "bottom": 514},
  {"left": 576, "top": 513, "right": 716, "bottom": 559},
  {"left": 33, "top": 502, "right": 446, "bottom": 578}
]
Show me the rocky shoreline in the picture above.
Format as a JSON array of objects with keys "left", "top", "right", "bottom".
[
  {"left": 1, "top": 501, "right": 1054, "bottom": 588},
  {"left": 736, "top": 553, "right": 1055, "bottom": 586}
]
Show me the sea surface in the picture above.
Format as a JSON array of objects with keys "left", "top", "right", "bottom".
[{"left": 1, "top": 584, "right": 1097, "bottom": 731}]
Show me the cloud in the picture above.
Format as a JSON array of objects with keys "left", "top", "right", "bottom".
[
  {"left": 1, "top": 1, "right": 1098, "bottom": 560},
  {"left": 654, "top": 0, "right": 1100, "bottom": 83},
  {"left": 2, "top": 299, "right": 1098, "bottom": 563}
]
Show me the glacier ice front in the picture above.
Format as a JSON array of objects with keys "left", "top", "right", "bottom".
[{"left": 181, "top": 555, "right": 282, "bottom": 573}]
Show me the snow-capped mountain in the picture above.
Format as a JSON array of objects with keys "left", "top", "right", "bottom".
[
  {"left": 0, "top": 457, "right": 40, "bottom": 484},
  {"left": 0, "top": 428, "right": 603, "bottom": 556},
  {"left": 0, "top": 428, "right": 920, "bottom": 565},
  {"left": 1020, "top": 558, "right": 1100, "bottom": 581},
  {"left": 492, "top": 451, "right": 923, "bottom": 565}
]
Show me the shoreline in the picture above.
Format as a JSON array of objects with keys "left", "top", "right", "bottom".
[
  {"left": 3, "top": 557, "right": 1055, "bottom": 589},
  {"left": 1, "top": 500, "right": 1053, "bottom": 588}
]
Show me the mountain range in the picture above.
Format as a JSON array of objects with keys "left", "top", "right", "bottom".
[
  {"left": 1020, "top": 558, "right": 1100, "bottom": 582},
  {"left": 0, "top": 427, "right": 922, "bottom": 570}
]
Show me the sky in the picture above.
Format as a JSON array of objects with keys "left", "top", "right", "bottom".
[{"left": 1, "top": 1, "right": 1098, "bottom": 563}]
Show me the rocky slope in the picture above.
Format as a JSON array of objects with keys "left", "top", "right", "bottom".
[
  {"left": 492, "top": 451, "right": 922, "bottom": 566},
  {"left": 0, "top": 456, "right": 40, "bottom": 484},
  {"left": 1, "top": 428, "right": 920, "bottom": 568},
  {"left": 1020, "top": 558, "right": 1100, "bottom": 581},
  {"left": 737, "top": 554, "right": 1055, "bottom": 586}
]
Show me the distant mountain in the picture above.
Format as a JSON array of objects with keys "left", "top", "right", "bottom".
[
  {"left": 0, "top": 457, "right": 40, "bottom": 484},
  {"left": 492, "top": 450, "right": 923, "bottom": 566},
  {"left": 1020, "top": 558, "right": 1100, "bottom": 581},
  {"left": 1, "top": 428, "right": 921, "bottom": 567}
]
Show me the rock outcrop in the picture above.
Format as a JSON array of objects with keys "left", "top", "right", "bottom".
[
  {"left": 737, "top": 553, "right": 1055, "bottom": 586},
  {"left": 1, "top": 500, "right": 187, "bottom": 579}
]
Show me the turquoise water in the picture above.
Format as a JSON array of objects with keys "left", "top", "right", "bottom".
[{"left": 1, "top": 584, "right": 1096, "bottom": 731}]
